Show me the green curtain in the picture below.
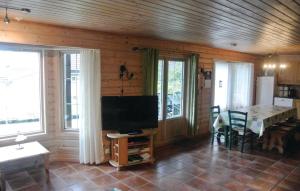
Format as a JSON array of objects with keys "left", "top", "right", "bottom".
[
  {"left": 142, "top": 48, "right": 159, "bottom": 95},
  {"left": 186, "top": 54, "right": 199, "bottom": 136}
]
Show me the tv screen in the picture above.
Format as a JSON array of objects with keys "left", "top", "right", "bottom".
[{"left": 102, "top": 96, "right": 158, "bottom": 133}]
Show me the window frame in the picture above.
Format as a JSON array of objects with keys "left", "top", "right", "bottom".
[
  {"left": 158, "top": 58, "right": 186, "bottom": 121},
  {"left": 60, "top": 51, "right": 80, "bottom": 132},
  {"left": 157, "top": 59, "right": 165, "bottom": 120},
  {"left": 212, "top": 60, "right": 254, "bottom": 111},
  {"left": 0, "top": 48, "right": 45, "bottom": 139}
]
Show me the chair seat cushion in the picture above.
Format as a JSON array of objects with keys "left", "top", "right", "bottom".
[
  {"left": 217, "top": 125, "right": 230, "bottom": 134},
  {"left": 232, "top": 128, "right": 252, "bottom": 135}
]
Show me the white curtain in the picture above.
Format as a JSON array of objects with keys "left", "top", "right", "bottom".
[
  {"left": 229, "top": 63, "right": 254, "bottom": 109},
  {"left": 79, "top": 49, "right": 104, "bottom": 164},
  {"left": 214, "top": 61, "right": 254, "bottom": 110}
]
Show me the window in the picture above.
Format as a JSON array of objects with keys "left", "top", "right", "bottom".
[
  {"left": 0, "top": 50, "right": 43, "bottom": 137},
  {"left": 214, "top": 61, "right": 254, "bottom": 110},
  {"left": 157, "top": 59, "right": 184, "bottom": 119},
  {"left": 63, "top": 53, "right": 80, "bottom": 130},
  {"left": 166, "top": 60, "right": 184, "bottom": 118},
  {"left": 214, "top": 62, "right": 229, "bottom": 110}
]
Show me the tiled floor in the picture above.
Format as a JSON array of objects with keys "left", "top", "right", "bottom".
[{"left": 3, "top": 138, "right": 300, "bottom": 191}]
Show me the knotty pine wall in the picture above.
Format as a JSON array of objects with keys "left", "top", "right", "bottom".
[{"left": 0, "top": 21, "right": 260, "bottom": 162}]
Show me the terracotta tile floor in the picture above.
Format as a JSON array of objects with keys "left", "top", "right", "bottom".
[{"left": 3, "top": 138, "right": 300, "bottom": 191}]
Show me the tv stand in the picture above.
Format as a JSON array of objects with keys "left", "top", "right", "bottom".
[{"left": 107, "top": 129, "right": 156, "bottom": 170}]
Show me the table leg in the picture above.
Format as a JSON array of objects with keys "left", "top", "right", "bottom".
[
  {"left": 277, "top": 137, "right": 284, "bottom": 154},
  {"left": 262, "top": 130, "right": 270, "bottom": 150},
  {"left": 268, "top": 133, "right": 275, "bottom": 151},
  {"left": 44, "top": 154, "right": 50, "bottom": 182},
  {"left": 224, "top": 126, "right": 229, "bottom": 148}
]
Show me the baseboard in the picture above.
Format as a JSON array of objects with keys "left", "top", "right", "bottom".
[{"left": 155, "top": 132, "right": 210, "bottom": 150}]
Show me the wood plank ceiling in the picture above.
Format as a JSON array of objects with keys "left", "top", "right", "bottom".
[{"left": 0, "top": 0, "right": 300, "bottom": 54}]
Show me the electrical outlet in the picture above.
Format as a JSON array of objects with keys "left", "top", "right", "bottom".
[{"left": 105, "top": 148, "right": 110, "bottom": 154}]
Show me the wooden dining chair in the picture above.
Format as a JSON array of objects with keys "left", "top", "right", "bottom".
[
  {"left": 228, "top": 110, "right": 254, "bottom": 152},
  {"left": 0, "top": 172, "right": 4, "bottom": 191},
  {"left": 210, "top": 106, "right": 228, "bottom": 146}
]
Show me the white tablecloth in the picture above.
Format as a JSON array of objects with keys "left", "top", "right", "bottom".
[{"left": 213, "top": 105, "right": 297, "bottom": 136}]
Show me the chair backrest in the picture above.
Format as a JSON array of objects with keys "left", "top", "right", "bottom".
[
  {"left": 210, "top": 106, "right": 220, "bottom": 130},
  {"left": 228, "top": 110, "right": 248, "bottom": 134}
]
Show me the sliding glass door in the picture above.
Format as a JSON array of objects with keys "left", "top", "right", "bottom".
[{"left": 156, "top": 58, "right": 186, "bottom": 143}]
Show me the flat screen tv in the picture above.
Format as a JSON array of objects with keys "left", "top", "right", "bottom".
[{"left": 102, "top": 96, "right": 158, "bottom": 133}]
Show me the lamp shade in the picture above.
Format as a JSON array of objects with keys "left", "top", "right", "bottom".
[{"left": 15, "top": 134, "right": 27, "bottom": 142}]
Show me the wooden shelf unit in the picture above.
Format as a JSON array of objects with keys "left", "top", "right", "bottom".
[{"left": 107, "top": 129, "right": 156, "bottom": 170}]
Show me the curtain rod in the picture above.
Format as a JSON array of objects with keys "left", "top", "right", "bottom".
[{"left": 132, "top": 46, "right": 199, "bottom": 55}]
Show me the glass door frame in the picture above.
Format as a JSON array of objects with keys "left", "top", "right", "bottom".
[{"left": 158, "top": 57, "right": 186, "bottom": 121}]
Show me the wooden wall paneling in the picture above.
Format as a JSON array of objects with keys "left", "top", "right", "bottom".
[
  {"left": 139, "top": 0, "right": 292, "bottom": 46},
  {"left": 277, "top": 62, "right": 297, "bottom": 85},
  {"left": 276, "top": 55, "right": 300, "bottom": 85},
  {"left": 0, "top": 21, "right": 259, "bottom": 162},
  {"left": 28, "top": 0, "right": 290, "bottom": 45},
  {"left": 154, "top": 122, "right": 165, "bottom": 146},
  {"left": 0, "top": 0, "right": 299, "bottom": 53},
  {"left": 277, "top": 0, "right": 300, "bottom": 16},
  {"left": 164, "top": 118, "right": 187, "bottom": 143},
  {"left": 294, "top": 63, "right": 300, "bottom": 84},
  {"left": 211, "top": 0, "right": 297, "bottom": 36},
  {"left": 234, "top": 0, "right": 298, "bottom": 28}
]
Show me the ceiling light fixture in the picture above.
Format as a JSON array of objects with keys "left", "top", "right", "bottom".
[
  {"left": 20, "top": 8, "right": 31, "bottom": 13},
  {"left": 0, "top": 5, "right": 31, "bottom": 13},
  {"left": 0, "top": 5, "right": 31, "bottom": 24},
  {"left": 230, "top": 42, "right": 237, "bottom": 47},
  {"left": 3, "top": 8, "right": 9, "bottom": 24}
]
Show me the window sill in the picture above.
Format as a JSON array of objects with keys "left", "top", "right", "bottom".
[
  {"left": 159, "top": 116, "right": 184, "bottom": 121},
  {"left": 63, "top": 129, "right": 79, "bottom": 133},
  {"left": 0, "top": 131, "right": 47, "bottom": 144},
  {"left": 58, "top": 129, "right": 79, "bottom": 137}
]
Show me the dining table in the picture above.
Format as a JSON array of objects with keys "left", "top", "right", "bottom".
[{"left": 213, "top": 105, "right": 297, "bottom": 137}]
